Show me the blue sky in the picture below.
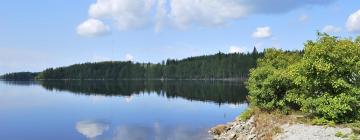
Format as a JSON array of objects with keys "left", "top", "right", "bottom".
[{"left": 0, "top": 0, "right": 359, "bottom": 74}]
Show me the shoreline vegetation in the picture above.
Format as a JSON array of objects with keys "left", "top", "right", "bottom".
[
  {"left": 211, "top": 33, "right": 360, "bottom": 140},
  {"left": 0, "top": 50, "right": 262, "bottom": 81}
]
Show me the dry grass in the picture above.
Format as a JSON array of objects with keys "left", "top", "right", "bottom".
[
  {"left": 211, "top": 124, "right": 227, "bottom": 135},
  {"left": 251, "top": 108, "right": 297, "bottom": 140}
]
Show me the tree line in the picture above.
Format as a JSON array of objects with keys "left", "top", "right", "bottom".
[
  {"left": 1, "top": 48, "right": 262, "bottom": 80},
  {"left": 0, "top": 72, "right": 38, "bottom": 81}
]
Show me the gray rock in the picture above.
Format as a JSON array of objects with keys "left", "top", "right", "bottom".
[
  {"left": 210, "top": 115, "right": 359, "bottom": 140},
  {"left": 275, "top": 124, "right": 354, "bottom": 140}
]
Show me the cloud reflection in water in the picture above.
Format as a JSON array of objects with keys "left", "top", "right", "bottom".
[{"left": 75, "top": 120, "right": 109, "bottom": 139}]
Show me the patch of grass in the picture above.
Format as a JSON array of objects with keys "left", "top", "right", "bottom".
[
  {"left": 237, "top": 108, "right": 255, "bottom": 121},
  {"left": 272, "top": 126, "right": 283, "bottom": 134},
  {"left": 311, "top": 117, "right": 336, "bottom": 126},
  {"left": 335, "top": 131, "right": 344, "bottom": 138},
  {"left": 347, "top": 121, "right": 360, "bottom": 134},
  {"left": 349, "top": 134, "right": 358, "bottom": 140},
  {"left": 328, "top": 121, "right": 336, "bottom": 127}
]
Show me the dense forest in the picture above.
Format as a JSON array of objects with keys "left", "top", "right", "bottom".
[
  {"left": 0, "top": 72, "right": 38, "bottom": 81},
  {"left": 1, "top": 48, "right": 262, "bottom": 80}
]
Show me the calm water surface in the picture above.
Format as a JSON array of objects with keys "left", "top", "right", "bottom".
[{"left": 0, "top": 80, "right": 248, "bottom": 140}]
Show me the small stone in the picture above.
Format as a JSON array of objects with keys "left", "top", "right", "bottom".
[
  {"left": 249, "top": 127, "right": 256, "bottom": 135},
  {"left": 247, "top": 134, "right": 256, "bottom": 140},
  {"left": 210, "top": 125, "right": 227, "bottom": 135}
]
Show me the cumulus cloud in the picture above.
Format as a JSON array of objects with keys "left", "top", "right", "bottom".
[
  {"left": 125, "top": 53, "right": 134, "bottom": 61},
  {"left": 92, "top": 54, "right": 112, "bottom": 62},
  {"left": 76, "top": 120, "right": 109, "bottom": 138},
  {"left": 322, "top": 25, "right": 341, "bottom": 33},
  {"left": 77, "top": 19, "right": 110, "bottom": 37},
  {"left": 155, "top": 0, "right": 169, "bottom": 32},
  {"left": 346, "top": 9, "right": 360, "bottom": 33},
  {"left": 252, "top": 26, "right": 272, "bottom": 39},
  {"left": 169, "top": 0, "right": 249, "bottom": 29},
  {"left": 229, "top": 46, "right": 247, "bottom": 53},
  {"left": 89, "top": 0, "right": 154, "bottom": 30},
  {"left": 78, "top": 0, "right": 336, "bottom": 32}
]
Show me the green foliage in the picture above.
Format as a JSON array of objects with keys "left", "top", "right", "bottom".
[
  {"left": 238, "top": 108, "right": 254, "bottom": 121},
  {"left": 311, "top": 117, "right": 335, "bottom": 126},
  {"left": 247, "top": 49, "right": 302, "bottom": 110},
  {"left": 335, "top": 131, "right": 344, "bottom": 138},
  {"left": 247, "top": 33, "right": 360, "bottom": 123},
  {"left": 349, "top": 134, "right": 358, "bottom": 140}
]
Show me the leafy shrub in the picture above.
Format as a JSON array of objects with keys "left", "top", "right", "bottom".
[
  {"left": 247, "top": 33, "right": 360, "bottom": 123},
  {"left": 247, "top": 49, "right": 302, "bottom": 110}
]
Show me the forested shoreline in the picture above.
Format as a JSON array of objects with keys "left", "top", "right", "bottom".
[
  {"left": 1, "top": 48, "right": 262, "bottom": 80},
  {"left": 0, "top": 72, "right": 38, "bottom": 81}
]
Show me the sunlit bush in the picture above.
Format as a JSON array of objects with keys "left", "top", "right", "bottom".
[{"left": 247, "top": 33, "right": 360, "bottom": 122}]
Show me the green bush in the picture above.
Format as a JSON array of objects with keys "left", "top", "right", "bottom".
[
  {"left": 247, "top": 33, "right": 360, "bottom": 123},
  {"left": 247, "top": 49, "right": 302, "bottom": 110}
]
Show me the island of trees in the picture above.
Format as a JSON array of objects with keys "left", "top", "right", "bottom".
[{"left": 1, "top": 48, "right": 262, "bottom": 80}]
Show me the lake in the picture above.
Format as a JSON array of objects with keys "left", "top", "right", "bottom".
[{"left": 0, "top": 80, "right": 248, "bottom": 140}]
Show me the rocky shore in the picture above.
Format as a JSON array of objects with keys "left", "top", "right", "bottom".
[
  {"left": 209, "top": 116, "right": 358, "bottom": 140},
  {"left": 209, "top": 116, "right": 257, "bottom": 140}
]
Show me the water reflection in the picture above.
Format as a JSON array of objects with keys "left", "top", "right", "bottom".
[
  {"left": 1, "top": 80, "right": 37, "bottom": 86},
  {"left": 39, "top": 80, "right": 248, "bottom": 105},
  {"left": 75, "top": 120, "right": 109, "bottom": 139},
  {"left": 75, "top": 121, "right": 210, "bottom": 140},
  {"left": 0, "top": 80, "right": 247, "bottom": 140},
  {"left": 112, "top": 123, "right": 209, "bottom": 140}
]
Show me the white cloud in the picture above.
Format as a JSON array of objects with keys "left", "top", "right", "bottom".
[
  {"left": 88, "top": 0, "right": 154, "bottom": 30},
  {"left": 155, "top": 0, "right": 169, "bottom": 32},
  {"left": 125, "top": 53, "right": 134, "bottom": 61},
  {"left": 322, "top": 25, "right": 341, "bottom": 33},
  {"left": 75, "top": 120, "right": 109, "bottom": 139},
  {"left": 92, "top": 54, "right": 111, "bottom": 62},
  {"left": 299, "top": 14, "right": 309, "bottom": 22},
  {"left": 79, "top": 0, "right": 336, "bottom": 32},
  {"left": 346, "top": 9, "right": 360, "bottom": 33},
  {"left": 169, "top": 0, "right": 249, "bottom": 29},
  {"left": 252, "top": 26, "right": 272, "bottom": 39},
  {"left": 229, "top": 46, "right": 247, "bottom": 53},
  {"left": 77, "top": 19, "right": 110, "bottom": 37}
]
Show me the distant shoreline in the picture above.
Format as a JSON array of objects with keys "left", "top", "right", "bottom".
[{"left": 2, "top": 78, "right": 248, "bottom": 81}]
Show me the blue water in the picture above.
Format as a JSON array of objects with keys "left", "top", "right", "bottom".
[{"left": 0, "top": 80, "right": 247, "bottom": 140}]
